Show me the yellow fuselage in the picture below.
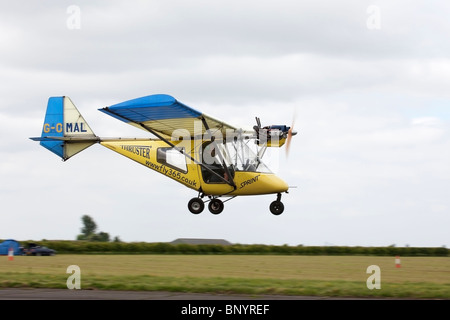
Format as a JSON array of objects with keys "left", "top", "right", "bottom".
[{"left": 100, "top": 139, "right": 288, "bottom": 196}]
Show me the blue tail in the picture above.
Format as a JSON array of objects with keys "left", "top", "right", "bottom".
[{"left": 30, "top": 96, "right": 98, "bottom": 161}]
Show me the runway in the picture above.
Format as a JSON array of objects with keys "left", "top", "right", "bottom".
[{"left": 0, "top": 288, "right": 402, "bottom": 300}]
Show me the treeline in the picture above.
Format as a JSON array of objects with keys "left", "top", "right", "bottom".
[{"left": 20, "top": 240, "right": 449, "bottom": 256}]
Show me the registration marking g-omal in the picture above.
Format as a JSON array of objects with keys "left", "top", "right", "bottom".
[{"left": 43, "top": 122, "right": 88, "bottom": 133}]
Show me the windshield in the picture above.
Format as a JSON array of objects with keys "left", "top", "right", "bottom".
[{"left": 201, "top": 140, "right": 272, "bottom": 174}]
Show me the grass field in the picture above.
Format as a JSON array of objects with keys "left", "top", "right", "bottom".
[{"left": 0, "top": 254, "right": 448, "bottom": 298}]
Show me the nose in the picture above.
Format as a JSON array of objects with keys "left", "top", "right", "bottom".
[{"left": 260, "top": 174, "right": 289, "bottom": 194}]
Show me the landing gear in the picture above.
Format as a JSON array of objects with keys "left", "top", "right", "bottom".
[
  {"left": 269, "top": 201, "right": 284, "bottom": 215},
  {"left": 188, "top": 194, "right": 230, "bottom": 215},
  {"left": 269, "top": 193, "right": 285, "bottom": 215},
  {"left": 208, "top": 198, "right": 224, "bottom": 214},
  {"left": 188, "top": 198, "right": 204, "bottom": 214}
]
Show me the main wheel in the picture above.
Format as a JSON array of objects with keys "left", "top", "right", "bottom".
[
  {"left": 269, "top": 201, "right": 284, "bottom": 215},
  {"left": 188, "top": 198, "right": 204, "bottom": 214},
  {"left": 208, "top": 198, "right": 224, "bottom": 214}
]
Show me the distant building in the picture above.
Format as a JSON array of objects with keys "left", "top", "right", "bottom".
[{"left": 170, "top": 238, "right": 232, "bottom": 246}]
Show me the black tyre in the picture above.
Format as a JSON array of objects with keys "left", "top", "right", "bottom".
[
  {"left": 208, "top": 198, "right": 224, "bottom": 214},
  {"left": 188, "top": 198, "right": 204, "bottom": 214},
  {"left": 269, "top": 201, "right": 284, "bottom": 215}
]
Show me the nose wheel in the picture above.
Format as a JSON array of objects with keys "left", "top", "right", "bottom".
[{"left": 269, "top": 193, "right": 285, "bottom": 215}]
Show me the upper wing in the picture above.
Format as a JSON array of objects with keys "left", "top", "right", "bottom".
[{"left": 99, "top": 94, "right": 237, "bottom": 139}]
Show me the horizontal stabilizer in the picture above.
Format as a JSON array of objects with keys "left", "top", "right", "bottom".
[{"left": 30, "top": 136, "right": 100, "bottom": 142}]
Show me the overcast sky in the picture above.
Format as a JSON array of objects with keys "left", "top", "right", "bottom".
[{"left": 0, "top": 1, "right": 448, "bottom": 247}]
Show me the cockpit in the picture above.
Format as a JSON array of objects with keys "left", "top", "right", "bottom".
[{"left": 200, "top": 138, "right": 272, "bottom": 184}]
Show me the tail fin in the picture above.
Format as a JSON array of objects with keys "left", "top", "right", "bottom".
[{"left": 30, "top": 96, "right": 98, "bottom": 161}]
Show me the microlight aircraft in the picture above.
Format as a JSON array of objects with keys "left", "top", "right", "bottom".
[{"left": 30, "top": 94, "right": 297, "bottom": 215}]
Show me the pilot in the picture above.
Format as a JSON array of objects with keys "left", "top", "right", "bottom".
[{"left": 202, "top": 142, "right": 228, "bottom": 183}]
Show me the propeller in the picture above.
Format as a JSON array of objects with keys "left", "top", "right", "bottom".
[
  {"left": 285, "top": 113, "right": 297, "bottom": 157},
  {"left": 254, "top": 117, "right": 262, "bottom": 131},
  {"left": 253, "top": 117, "right": 265, "bottom": 144},
  {"left": 254, "top": 115, "right": 297, "bottom": 154}
]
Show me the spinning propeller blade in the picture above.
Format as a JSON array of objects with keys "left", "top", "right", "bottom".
[
  {"left": 285, "top": 113, "right": 296, "bottom": 157},
  {"left": 255, "top": 117, "right": 262, "bottom": 130}
]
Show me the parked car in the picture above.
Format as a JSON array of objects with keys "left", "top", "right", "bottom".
[{"left": 24, "top": 244, "right": 56, "bottom": 256}]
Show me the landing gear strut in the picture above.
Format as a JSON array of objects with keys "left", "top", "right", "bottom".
[{"left": 269, "top": 193, "right": 284, "bottom": 215}]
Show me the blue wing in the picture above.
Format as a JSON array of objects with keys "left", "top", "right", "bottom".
[{"left": 99, "top": 94, "right": 237, "bottom": 138}]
